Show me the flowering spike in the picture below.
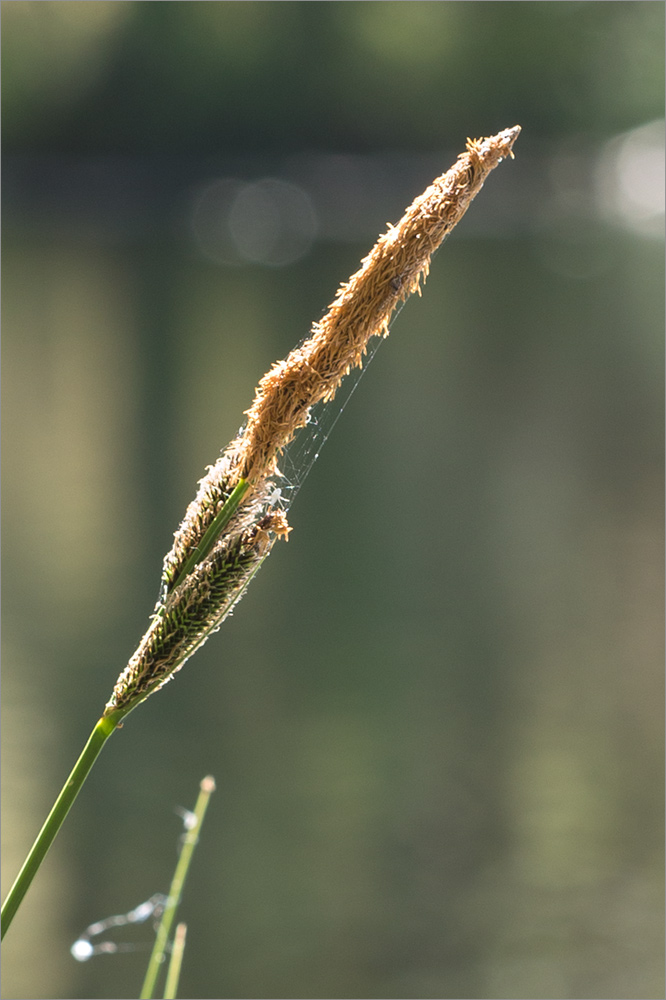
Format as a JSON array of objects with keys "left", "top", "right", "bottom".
[{"left": 105, "top": 127, "right": 520, "bottom": 715}]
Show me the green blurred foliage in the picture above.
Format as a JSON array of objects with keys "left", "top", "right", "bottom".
[{"left": 3, "top": 1, "right": 664, "bottom": 152}]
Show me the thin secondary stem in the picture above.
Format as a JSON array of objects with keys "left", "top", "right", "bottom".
[
  {"left": 0, "top": 709, "right": 126, "bottom": 939},
  {"left": 162, "top": 923, "right": 187, "bottom": 1000},
  {"left": 140, "top": 775, "right": 216, "bottom": 1000}
]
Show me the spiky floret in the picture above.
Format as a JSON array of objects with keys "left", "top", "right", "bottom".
[{"left": 107, "top": 510, "right": 289, "bottom": 712}]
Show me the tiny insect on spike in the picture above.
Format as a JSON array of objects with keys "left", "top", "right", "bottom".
[{"left": 265, "top": 487, "right": 282, "bottom": 506}]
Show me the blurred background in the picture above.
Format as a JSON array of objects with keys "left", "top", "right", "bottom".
[{"left": 2, "top": 4, "right": 663, "bottom": 999}]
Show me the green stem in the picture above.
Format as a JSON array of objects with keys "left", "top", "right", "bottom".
[
  {"left": 1, "top": 709, "right": 126, "bottom": 939},
  {"left": 162, "top": 923, "right": 187, "bottom": 1000},
  {"left": 140, "top": 776, "right": 216, "bottom": 1000},
  {"left": 170, "top": 478, "right": 250, "bottom": 592}
]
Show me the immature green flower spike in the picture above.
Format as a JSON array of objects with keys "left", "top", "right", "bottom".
[{"left": 105, "top": 126, "right": 520, "bottom": 716}]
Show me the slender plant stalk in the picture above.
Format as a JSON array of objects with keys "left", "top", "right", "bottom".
[
  {"left": 162, "top": 923, "right": 188, "bottom": 1000},
  {"left": 0, "top": 708, "right": 128, "bottom": 939},
  {"left": 2, "top": 127, "right": 520, "bottom": 940},
  {"left": 140, "top": 776, "right": 216, "bottom": 1000}
]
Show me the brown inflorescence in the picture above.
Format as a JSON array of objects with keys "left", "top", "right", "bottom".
[
  {"left": 105, "top": 127, "right": 519, "bottom": 715},
  {"left": 236, "top": 126, "right": 520, "bottom": 485},
  {"left": 160, "top": 127, "right": 520, "bottom": 600}
]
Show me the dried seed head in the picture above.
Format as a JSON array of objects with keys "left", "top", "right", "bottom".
[
  {"left": 159, "top": 127, "right": 520, "bottom": 600},
  {"left": 234, "top": 126, "right": 521, "bottom": 485},
  {"left": 105, "top": 127, "right": 519, "bottom": 716}
]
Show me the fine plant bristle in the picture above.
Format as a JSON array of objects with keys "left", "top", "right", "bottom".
[{"left": 105, "top": 126, "right": 520, "bottom": 716}]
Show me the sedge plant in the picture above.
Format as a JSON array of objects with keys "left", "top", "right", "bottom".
[{"left": 1, "top": 127, "right": 520, "bottom": 939}]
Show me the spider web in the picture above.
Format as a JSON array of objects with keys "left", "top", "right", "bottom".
[{"left": 265, "top": 292, "right": 411, "bottom": 514}]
